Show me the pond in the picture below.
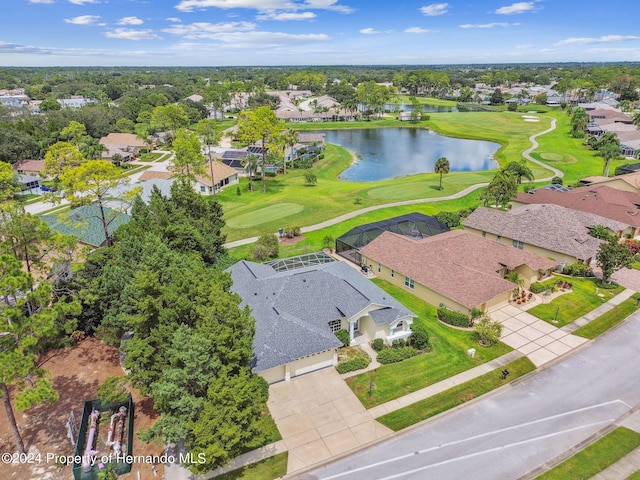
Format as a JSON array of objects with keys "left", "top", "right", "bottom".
[{"left": 319, "top": 128, "right": 500, "bottom": 182}]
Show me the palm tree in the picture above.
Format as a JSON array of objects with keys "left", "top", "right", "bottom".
[
  {"left": 599, "top": 143, "right": 620, "bottom": 177},
  {"left": 243, "top": 154, "right": 258, "bottom": 192},
  {"left": 504, "top": 160, "right": 534, "bottom": 185},
  {"left": 505, "top": 271, "right": 525, "bottom": 297},
  {"left": 434, "top": 157, "right": 450, "bottom": 190},
  {"left": 571, "top": 107, "right": 588, "bottom": 138},
  {"left": 282, "top": 128, "right": 299, "bottom": 174}
]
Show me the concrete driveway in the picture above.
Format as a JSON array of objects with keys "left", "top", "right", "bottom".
[
  {"left": 490, "top": 303, "right": 588, "bottom": 367},
  {"left": 267, "top": 367, "right": 392, "bottom": 474}
]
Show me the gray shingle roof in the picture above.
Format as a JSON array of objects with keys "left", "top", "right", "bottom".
[
  {"left": 228, "top": 258, "right": 415, "bottom": 372},
  {"left": 463, "top": 204, "right": 611, "bottom": 261},
  {"left": 41, "top": 205, "right": 130, "bottom": 247}
]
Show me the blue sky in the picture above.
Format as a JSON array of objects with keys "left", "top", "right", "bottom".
[{"left": 1, "top": 0, "right": 639, "bottom": 66}]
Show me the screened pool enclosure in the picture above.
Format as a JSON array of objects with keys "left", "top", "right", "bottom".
[{"left": 335, "top": 212, "right": 449, "bottom": 265}]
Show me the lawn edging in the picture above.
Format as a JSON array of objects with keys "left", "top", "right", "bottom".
[{"left": 376, "top": 356, "right": 536, "bottom": 431}]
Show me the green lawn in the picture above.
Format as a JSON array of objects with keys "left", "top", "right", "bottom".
[
  {"left": 573, "top": 296, "right": 640, "bottom": 339},
  {"left": 527, "top": 276, "right": 623, "bottom": 327},
  {"left": 535, "top": 427, "right": 640, "bottom": 480},
  {"left": 627, "top": 469, "right": 640, "bottom": 479},
  {"left": 393, "top": 95, "right": 458, "bottom": 106},
  {"left": 212, "top": 452, "right": 288, "bottom": 480},
  {"left": 219, "top": 109, "right": 605, "bottom": 245},
  {"left": 345, "top": 279, "right": 512, "bottom": 409},
  {"left": 377, "top": 356, "right": 535, "bottom": 431},
  {"left": 139, "top": 152, "right": 165, "bottom": 162}
]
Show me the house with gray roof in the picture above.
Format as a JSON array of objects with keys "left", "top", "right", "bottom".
[
  {"left": 228, "top": 253, "right": 416, "bottom": 383},
  {"left": 463, "top": 204, "right": 626, "bottom": 268}
]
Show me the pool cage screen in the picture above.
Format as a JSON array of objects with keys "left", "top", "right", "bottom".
[{"left": 335, "top": 212, "right": 449, "bottom": 265}]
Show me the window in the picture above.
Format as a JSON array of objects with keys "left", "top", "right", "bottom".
[
  {"left": 200, "top": 185, "right": 206, "bottom": 193},
  {"left": 391, "top": 269, "right": 395, "bottom": 278},
  {"left": 328, "top": 319, "right": 341, "bottom": 333},
  {"left": 404, "top": 276, "right": 415, "bottom": 289},
  {"left": 512, "top": 239, "right": 524, "bottom": 250},
  {"left": 496, "top": 235, "right": 502, "bottom": 243},
  {"left": 390, "top": 321, "right": 404, "bottom": 336},
  {"left": 377, "top": 263, "right": 381, "bottom": 273}
]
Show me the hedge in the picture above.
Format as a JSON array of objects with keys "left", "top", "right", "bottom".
[
  {"left": 377, "top": 346, "right": 418, "bottom": 364},
  {"left": 336, "top": 357, "right": 370, "bottom": 374},
  {"left": 529, "top": 283, "right": 548, "bottom": 294},
  {"left": 437, "top": 307, "right": 471, "bottom": 328}
]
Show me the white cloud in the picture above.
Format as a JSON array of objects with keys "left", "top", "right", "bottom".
[
  {"left": 420, "top": 3, "right": 448, "bottom": 16},
  {"left": 404, "top": 27, "right": 430, "bottom": 34},
  {"left": 164, "top": 21, "right": 257, "bottom": 38},
  {"left": 555, "top": 35, "right": 640, "bottom": 46},
  {"left": 359, "top": 27, "right": 381, "bottom": 35},
  {"left": 175, "top": 0, "right": 353, "bottom": 14},
  {"left": 166, "top": 17, "right": 182, "bottom": 22},
  {"left": 64, "top": 15, "right": 101, "bottom": 25},
  {"left": 459, "top": 22, "right": 520, "bottom": 29},
  {"left": 118, "top": 16, "right": 144, "bottom": 25},
  {"left": 104, "top": 28, "right": 162, "bottom": 40},
  {"left": 171, "top": 31, "right": 331, "bottom": 50},
  {"left": 68, "top": 0, "right": 98, "bottom": 4},
  {"left": 257, "top": 11, "right": 317, "bottom": 21},
  {"left": 28, "top": 0, "right": 54, "bottom": 3},
  {"left": 495, "top": 2, "right": 538, "bottom": 15}
]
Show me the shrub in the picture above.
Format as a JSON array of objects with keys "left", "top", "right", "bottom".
[
  {"left": 470, "top": 307, "right": 483, "bottom": 320},
  {"left": 335, "top": 329, "right": 350, "bottom": 346},
  {"left": 236, "top": 186, "right": 241, "bottom": 196},
  {"left": 304, "top": 171, "right": 317, "bottom": 185},
  {"left": 254, "top": 233, "right": 279, "bottom": 260},
  {"left": 96, "top": 376, "right": 129, "bottom": 406},
  {"left": 507, "top": 102, "right": 518, "bottom": 112},
  {"left": 377, "top": 346, "right": 418, "bottom": 364},
  {"left": 474, "top": 316, "right": 503, "bottom": 347},
  {"left": 409, "top": 326, "right": 431, "bottom": 351},
  {"left": 551, "top": 176, "right": 563, "bottom": 185},
  {"left": 336, "top": 357, "right": 370, "bottom": 374},
  {"left": 354, "top": 197, "right": 362, "bottom": 204},
  {"left": 563, "top": 262, "right": 592, "bottom": 277},
  {"left": 371, "top": 338, "right": 384, "bottom": 351},
  {"left": 391, "top": 339, "right": 406, "bottom": 348},
  {"left": 624, "top": 239, "right": 640, "bottom": 255},
  {"left": 529, "top": 282, "right": 547, "bottom": 294},
  {"left": 435, "top": 211, "right": 461, "bottom": 228},
  {"left": 322, "top": 235, "right": 334, "bottom": 250},
  {"left": 437, "top": 307, "right": 472, "bottom": 328}
]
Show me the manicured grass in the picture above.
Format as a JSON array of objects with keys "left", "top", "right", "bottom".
[
  {"left": 139, "top": 152, "right": 164, "bottom": 162},
  {"left": 527, "top": 276, "right": 623, "bottom": 327},
  {"left": 573, "top": 296, "right": 640, "bottom": 339},
  {"left": 344, "top": 279, "right": 512, "bottom": 409},
  {"left": 212, "top": 452, "right": 288, "bottom": 480},
  {"left": 393, "top": 95, "right": 458, "bottom": 106},
  {"left": 377, "top": 357, "right": 535, "bottom": 431},
  {"left": 535, "top": 427, "right": 640, "bottom": 480},
  {"left": 627, "top": 469, "right": 640, "bottom": 480}
]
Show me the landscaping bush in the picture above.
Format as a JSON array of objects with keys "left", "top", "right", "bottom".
[
  {"left": 335, "top": 329, "right": 350, "bottom": 346},
  {"left": 437, "top": 307, "right": 472, "bottom": 328},
  {"left": 624, "top": 239, "right": 640, "bottom": 255},
  {"left": 529, "top": 282, "right": 547, "bottom": 294},
  {"left": 551, "top": 176, "right": 563, "bottom": 185},
  {"left": 336, "top": 357, "right": 370, "bottom": 374},
  {"left": 409, "top": 326, "right": 431, "bottom": 351},
  {"left": 474, "top": 316, "right": 503, "bottom": 347},
  {"left": 371, "top": 338, "right": 384, "bottom": 351},
  {"left": 377, "top": 346, "right": 418, "bottom": 364},
  {"left": 435, "top": 211, "right": 461, "bottom": 228},
  {"left": 563, "top": 262, "right": 592, "bottom": 277},
  {"left": 391, "top": 339, "right": 406, "bottom": 348},
  {"left": 253, "top": 233, "right": 279, "bottom": 261}
]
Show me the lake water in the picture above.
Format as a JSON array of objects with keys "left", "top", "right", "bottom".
[{"left": 319, "top": 128, "right": 499, "bottom": 182}]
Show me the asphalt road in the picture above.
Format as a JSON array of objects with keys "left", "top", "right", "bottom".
[{"left": 298, "top": 313, "right": 640, "bottom": 480}]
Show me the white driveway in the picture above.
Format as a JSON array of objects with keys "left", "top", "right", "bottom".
[{"left": 490, "top": 303, "right": 588, "bottom": 367}]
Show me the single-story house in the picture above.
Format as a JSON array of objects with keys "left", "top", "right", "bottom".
[
  {"left": 512, "top": 185, "right": 640, "bottom": 238},
  {"left": 580, "top": 171, "right": 640, "bottom": 194},
  {"left": 228, "top": 253, "right": 416, "bottom": 383},
  {"left": 137, "top": 161, "right": 239, "bottom": 195},
  {"left": 193, "top": 161, "right": 239, "bottom": 195},
  {"left": 221, "top": 150, "right": 249, "bottom": 173},
  {"left": 18, "top": 174, "right": 41, "bottom": 193},
  {"left": 463, "top": 204, "right": 628, "bottom": 268},
  {"left": 41, "top": 205, "right": 130, "bottom": 248},
  {"left": 99, "top": 133, "right": 150, "bottom": 158},
  {"left": 13, "top": 159, "right": 45, "bottom": 176},
  {"left": 359, "top": 230, "right": 557, "bottom": 315}
]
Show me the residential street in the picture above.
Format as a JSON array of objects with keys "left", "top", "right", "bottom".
[{"left": 299, "top": 312, "right": 640, "bottom": 480}]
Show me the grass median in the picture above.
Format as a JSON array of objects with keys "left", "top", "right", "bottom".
[
  {"left": 213, "top": 452, "right": 288, "bottom": 480},
  {"left": 535, "top": 427, "right": 640, "bottom": 480},
  {"left": 573, "top": 295, "right": 640, "bottom": 339},
  {"left": 376, "top": 356, "right": 535, "bottom": 431}
]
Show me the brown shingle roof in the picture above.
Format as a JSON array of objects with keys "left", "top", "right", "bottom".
[
  {"left": 13, "top": 159, "right": 45, "bottom": 173},
  {"left": 138, "top": 171, "right": 173, "bottom": 181},
  {"left": 195, "top": 161, "right": 238, "bottom": 187},
  {"left": 359, "top": 230, "right": 557, "bottom": 309},
  {"left": 463, "top": 204, "right": 617, "bottom": 261},
  {"left": 99, "top": 133, "right": 148, "bottom": 148},
  {"left": 513, "top": 185, "right": 640, "bottom": 228}
]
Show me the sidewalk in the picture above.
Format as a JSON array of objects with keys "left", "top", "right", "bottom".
[{"left": 562, "top": 288, "right": 635, "bottom": 333}]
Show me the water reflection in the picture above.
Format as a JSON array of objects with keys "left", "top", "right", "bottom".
[{"left": 319, "top": 128, "right": 499, "bottom": 182}]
